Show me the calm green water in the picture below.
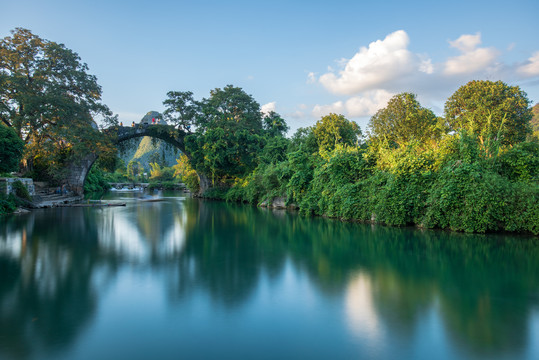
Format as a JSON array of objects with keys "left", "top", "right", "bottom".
[{"left": 0, "top": 191, "right": 538, "bottom": 360}]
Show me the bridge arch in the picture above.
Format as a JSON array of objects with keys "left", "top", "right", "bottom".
[{"left": 66, "top": 124, "right": 210, "bottom": 195}]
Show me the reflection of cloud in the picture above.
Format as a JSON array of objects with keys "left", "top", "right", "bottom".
[
  {"left": 345, "top": 272, "right": 384, "bottom": 344},
  {"left": 161, "top": 214, "right": 187, "bottom": 257},
  {"left": 102, "top": 212, "right": 147, "bottom": 261},
  {"left": 98, "top": 203, "right": 187, "bottom": 262}
]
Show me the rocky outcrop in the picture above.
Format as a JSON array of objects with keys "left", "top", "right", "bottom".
[{"left": 259, "top": 196, "right": 298, "bottom": 209}]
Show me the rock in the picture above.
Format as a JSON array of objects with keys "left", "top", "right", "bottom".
[{"left": 271, "top": 197, "right": 287, "bottom": 209}]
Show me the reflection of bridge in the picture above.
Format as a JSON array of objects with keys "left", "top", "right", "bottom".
[{"left": 65, "top": 124, "right": 209, "bottom": 195}]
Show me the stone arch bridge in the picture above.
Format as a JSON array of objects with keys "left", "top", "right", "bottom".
[{"left": 65, "top": 124, "right": 210, "bottom": 195}]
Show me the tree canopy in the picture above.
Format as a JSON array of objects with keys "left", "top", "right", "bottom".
[
  {"left": 166, "top": 85, "right": 270, "bottom": 184},
  {"left": 312, "top": 113, "right": 361, "bottom": 153},
  {"left": 368, "top": 92, "right": 438, "bottom": 147},
  {"left": 0, "top": 125, "right": 24, "bottom": 173},
  {"left": 444, "top": 80, "right": 532, "bottom": 144},
  {"left": 0, "top": 28, "right": 116, "bottom": 177}
]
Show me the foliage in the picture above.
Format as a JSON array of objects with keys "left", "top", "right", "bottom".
[
  {"left": 424, "top": 162, "right": 511, "bottom": 233},
  {"left": 0, "top": 193, "right": 17, "bottom": 215},
  {"left": 312, "top": 113, "right": 361, "bottom": 153},
  {"left": 84, "top": 166, "right": 110, "bottom": 193},
  {"left": 182, "top": 85, "right": 266, "bottom": 185},
  {"left": 259, "top": 136, "right": 290, "bottom": 165},
  {"left": 0, "top": 125, "right": 24, "bottom": 173},
  {"left": 11, "top": 180, "right": 31, "bottom": 201},
  {"left": 0, "top": 28, "right": 117, "bottom": 179},
  {"left": 149, "top": 163, "right": 175, "bottom": 182},
  {"left": 263, "top": 111, "right": 289, "bottom": 137},
  {"left": 126, "top": 160, "right": 143, "bottom": 181},
  {"left": 497, "top": 140, "right": 539, "bottom": 182},
  {"left": 288, "top": 127, "right": 318, "bottom": 154},
  {"left": 444, "top": 80, "right": 532, "bottom": 145},
  {"left": 172, "top": 155, "right": 200, "bottom": 193},
  {"left": 368, "top": 92, "right": 440, "bottom": 147},
  {"left": 531, "top": 103, "right": 539, "bottom": 139},
  {"left": 163, "top": 91, "right": 199, "bottom": 131},
  {"left": 162, "top": 80, "right": 539, "bottom": 235}
]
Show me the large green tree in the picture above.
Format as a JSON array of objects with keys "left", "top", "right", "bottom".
[
  {"left": 0, "top": 125, "right": 24, "bottom": 173},
  {"left": 165, "top": 85, "right": 266, "bottom": 185},
  {"left": 162, "top": 91, "right": 199, "bottom": 132},
  {"left": 444, "top": 80, "right": 532, "bottom": 145},
  {"left": 0, "top": 28, "right": 116, "bottom": 174},
  {"left": 313, "top": 113, "right": 361, "bottom": 153},
  {"left": 368, "top": 92, "right": 438, "bottom": 147},
  {"left": 263, "top": 111, "right": 289, "bottom": 137}
]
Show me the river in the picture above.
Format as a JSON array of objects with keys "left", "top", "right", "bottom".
[{"left": 0, "top": 191, "right": 538, "bottom": 359}]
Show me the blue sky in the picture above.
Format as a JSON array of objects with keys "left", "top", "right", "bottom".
[{"left": 2, "top": 0, "right": 539, "bottom": 133}]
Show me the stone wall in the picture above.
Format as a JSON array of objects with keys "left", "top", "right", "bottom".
[
  {"left": 0, "top": 178, "right": 35, "bottom": 196},
  {"left": 64, "top": 153, "right": 98, "bottom": 195}
]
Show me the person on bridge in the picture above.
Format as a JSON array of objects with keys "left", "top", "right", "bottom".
[{"left": 132, "top": 121, "right": 135, "bottom": 127}]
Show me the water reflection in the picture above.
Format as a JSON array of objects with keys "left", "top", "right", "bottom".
[{"left": 0, "top": 193, "right": 538, "bottom": 359}]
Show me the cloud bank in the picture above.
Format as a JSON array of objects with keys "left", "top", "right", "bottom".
[{"left": 310, "top": 30, "right": 539, "bottom": 121}]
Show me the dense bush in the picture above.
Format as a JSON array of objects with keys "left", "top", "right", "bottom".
[
  {"left": 214, "top": 122, "right": 538, "bottom": 234},
  {"left": 84, "top": 166, "right": 110, "bottom": 193},
  {"left": 0, "top": 193, "right": 18, "bottom": 215},
  {"left": 12, "top": 180, "right": 32, "bottom": 201}
]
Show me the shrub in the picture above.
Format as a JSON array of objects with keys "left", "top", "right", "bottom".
[{"left": 12, "top": 180, "right": 32, "bottom": 201}]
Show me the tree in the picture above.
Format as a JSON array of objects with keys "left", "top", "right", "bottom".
[
  {"left": 181, "top": 86, "right": 265, "bottom": 184},
  {"left": 313, "top": 113, "right": 361, "bottom": 153},
  {"left": 199, "top": 85, "right": 263, "bottom": 132},
  {"left": 0, "top": 125, "right": 24, "bottom": 173},
  {"left": 368, "top": 93, "right": 438, "bottom": 147},
  {"left": 444, "top": 80, "right": 532, "bottom": 145},
  {"left": 0, "top": 28, "right": 116, "bottom": 174},
  {"left": 173, "top": 154, "right": 200, "bottom": 192},
  {"left": 162, "top": 91, "right": 199, "bottom": 132},
  {"left": 127, "top": 160, "right": 143, "bottom": 181},
  {"left": 263, "top": 111, "right": 289, "bottom": 137}
]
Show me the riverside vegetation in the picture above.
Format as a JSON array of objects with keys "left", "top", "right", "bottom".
[
  {"left": 1, "top": 29, "right": 538, "bottom": 233},
  {"left": 163, "top": 82, "right": 539, "bottom": 234}
]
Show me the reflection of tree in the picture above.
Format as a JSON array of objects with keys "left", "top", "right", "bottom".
[
  {"left": 0, "top": 211, "right": 101, "bottom": 360},
  {"left": 169, "top": 200, "right": 287, "bottom": 308},
  {"left": 343, "top": 227, "right": 539, "bottom": 358},
  {"left": 174, "top": 202, "right": 539, "bottom": 357},
  {"left": 1, "top": 196, "right": 538, "bottom": 359}
]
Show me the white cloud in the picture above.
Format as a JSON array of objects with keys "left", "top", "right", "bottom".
[
  {"left": 517, "top": 51, "right": 539, "bottom": 76},
  {"left": 312, "top": 101, "right": 344, "bottom": 118},
  {"left": 307, "top": 72, "right": 316, "bottom": 84},
  {"left": 419, "top": 57, "right": 434, "bottom": 74},
  {"left": 444, "top": 33, "right": 499, "bottom": 75},
  {"left": 345, "top": 90, "right": 393, "bottom": 117},
  {"left": 261, "top": 102, "right": 276, "bottom": 116},
  {"left": 312, "top": 90, "right": 393, "bottom": 119},
  {"left": 449, "top": 33, "right": 481, "bottom": 53},
  {"left": 288, "top": 110, "right": 306, "bottom": 119},
  {"left": 318, "top": 30, "right": 423, "bottom": 95}
]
